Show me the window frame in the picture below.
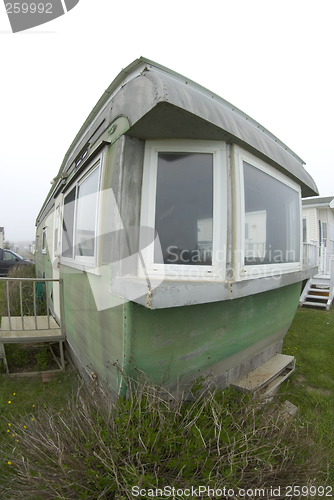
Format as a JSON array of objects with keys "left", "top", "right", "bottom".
[
  {"left": 302, "top": 215, "right": 310, "bottom": 244},
  {"left": 322, "top": 221, "right": 328, "bottom": 248},
  {"left": 139, "top": 140, "right": 227, "bottom": 281},
  {"left": 42, "top": 228, "right": 47, "bottom": 254},
  {"left": 60, "top": 151, "right": 105, "bottom": 273},
  {"left": 53, "top": 204, "right": 60, "bottom": 258},
  {"left": 233, "top": 145, "right": 302, "bottom": 280}
]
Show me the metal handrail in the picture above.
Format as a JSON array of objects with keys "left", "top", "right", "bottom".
[
  {"left": 0, "top": 277, "right": 63, "bottom": 333},
  {"left": 303, "top": 242, "right": 318, "bottom": 269},
  {"left": 0, "top": 277, "right": 65, "bottom": 374}
]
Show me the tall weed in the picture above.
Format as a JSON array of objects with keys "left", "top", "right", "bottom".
[{"left": 0, "top": 372, "right": 326, "bottom": 500}]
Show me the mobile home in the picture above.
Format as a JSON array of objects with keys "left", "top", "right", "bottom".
[
  {"left": 35, "top": 58, "right": 318, "bottom": 396},
  {"left": 302, "top": 196, "right": 334, "bottom": 275}
]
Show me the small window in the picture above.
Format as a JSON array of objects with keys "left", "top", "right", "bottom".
[
  {"left": 61, "top": 153, "right": 103, "bottom": 270},
  {"left": 75, "top": 167, "right": 100, "bottom": 257},
  {"left": 303, "top": 218, "right": 308, "bottom": 243},
  {"left": 322, "top": 222, "right": 328, "bottom": 248},
  {"left": 62, "top": 188, "right": 76, "bottom": 258},
  {"left": 42, "top": 228, "right": 47, "bottom": 254},
  {"left": 75, "top": 145, "right": 89, "bottom": 168},
  {"left": 54, "top": 206, "right": 60, "bottom": 255}
]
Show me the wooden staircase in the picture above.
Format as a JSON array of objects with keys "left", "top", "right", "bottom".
[{"left": 299, "top": 274, "right": 334, "bottom": 310}]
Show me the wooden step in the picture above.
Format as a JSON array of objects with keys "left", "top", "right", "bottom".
[
  {"left": 1, "top": 316, "right": 63, "bottom": 342},
  {"left": 306, "top": 294, "right": 329, "bottom": 300},
  {"left": 302, "top": 301, "right": 327, "bottom": 308},
  {"left": 311, "top": 279, "right": 331, "bottom": 287},
  {"left": 231, "top": 354, "right": 295, "bottom": 397}
]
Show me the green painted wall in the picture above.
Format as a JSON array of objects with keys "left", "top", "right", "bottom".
[
  {"left": 128, "top": 282, "right": 302, "bottom": 385},
  {"left": 62, "top": 270, "right": 125, "bottom": 394}
]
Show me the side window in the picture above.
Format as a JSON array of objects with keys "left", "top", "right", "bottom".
[
  {"left": 61, "top": 154, "right": 102, "bottom": 269},
  {"left": 42, "top": 228, "right": 47, "bottom": 254},
  {"left": 303, "top": 218, "right": 308, "bottom": 243},
  {"left": 75, "top": 167, "right": 100, "bottom": 258},
  {"left": 62, "top": 188, "right": 76, "bottom": 258},
  {"left": 322, "top": 222, "right": 327, "bottom": 248},
  {"left": 54, "top": 206, "right": 60, "bottom": 256}
]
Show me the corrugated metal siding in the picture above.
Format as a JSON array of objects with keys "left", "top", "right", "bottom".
[
  {"left": 328, "top": 210, "right": 334, "bottom": 226},
  {"left": 319, "top": 208, "right": 328, "bottom": 224}
]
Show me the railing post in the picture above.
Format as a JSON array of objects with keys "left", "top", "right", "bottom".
[
  {"left": 59, "top": 278, "right": 65, "bottom": 338},
  {"left": 19, "top": 280, "right": 24, "bottom": 330},
  {"left": 46, "top": 281, "right": 50, "bottom": 330},
  {"left": 33, "top": 281, "right": 38, "bottom": 330},
  {"left": 6, "top": 281, "right": 12, "bottom": 331}
]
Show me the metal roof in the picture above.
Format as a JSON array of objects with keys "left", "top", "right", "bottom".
[
  {"left": 67, "top": 57, "right": 317, "bottom": 193},
  {"left": 38, "top": 57, "right": 318, "bottom": 222},
  {"left": 302, "top": 196, "right": 334, "bottom": 208}
]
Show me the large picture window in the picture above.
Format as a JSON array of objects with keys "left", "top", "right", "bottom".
[
  {"left": 140, "top": 140, "right": 227, "bottom": 279},
  {"left": 234, "top": 146, "right": 302, "bottom": 279},
  {"left": 155, "top": 152, "right": 213, "bottom": 265},
  {"left": 61, "top": 154, "right": 103, "bottom": 269},
  {"left": 243, "top": 161, "right": 300, "bottom": 266}
]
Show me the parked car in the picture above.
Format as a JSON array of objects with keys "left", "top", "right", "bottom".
[{"left": 0, "top": 248, "right": 33, "bottom": 276}]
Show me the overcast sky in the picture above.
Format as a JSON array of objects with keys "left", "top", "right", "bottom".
[{"left": 0, "top": 0, "right": 333, "bottom": 242}]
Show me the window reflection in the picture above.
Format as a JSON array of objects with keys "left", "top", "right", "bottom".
[
  {"left": 243, "top": 162, "right": 300, "bottom": 265},
  {"left": 62, "top": 188, "right": 76, "bottom": 258},
  {"left": 75, "top": 167, "right": 100, "bottom": 257},
  {"left": 154, "top": 153, "right": 213, "bottom": 265}
]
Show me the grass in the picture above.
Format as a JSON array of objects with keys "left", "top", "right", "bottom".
[
  {"left": 0, "top": 374, "right": 325, "bottom": 499},
  {"left": 0, "top": 273, "right": 333, "bottom": 498},
  {"left": 280, "top": 304, "right": 334, "bottom": 482},
  {"left": 0, "top": 371, "right": 80, "bottom": 436}
]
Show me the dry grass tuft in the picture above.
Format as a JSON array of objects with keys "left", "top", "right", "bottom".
[{"left": 0, "top": 371, "right": 327, "bottom": 500}]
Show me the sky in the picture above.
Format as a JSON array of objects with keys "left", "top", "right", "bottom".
[{"left": 0, "top": 0, "right": 333, "bottom": 242}]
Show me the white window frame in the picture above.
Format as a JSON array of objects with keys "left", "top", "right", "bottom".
[
  {"left": 322, "top": 221, "right": 328, "bottom": 248},
  {"left": 53, "top": 204, "right": 61, "bottom": 258},
  {"left": 233, "top": 145, "right": 302, "bottom": 280},
  {"left": 42, "top": 228, "right": 47, "bottom": 254},
  {"left": 302, "top": 214, "right": 310, "bottom": 244},
  {"left": 60, "top": 151, "right": 105, "bottom": 273},
  {"left": 139, "top": 140, "right": 227, "bottom": 281}
]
